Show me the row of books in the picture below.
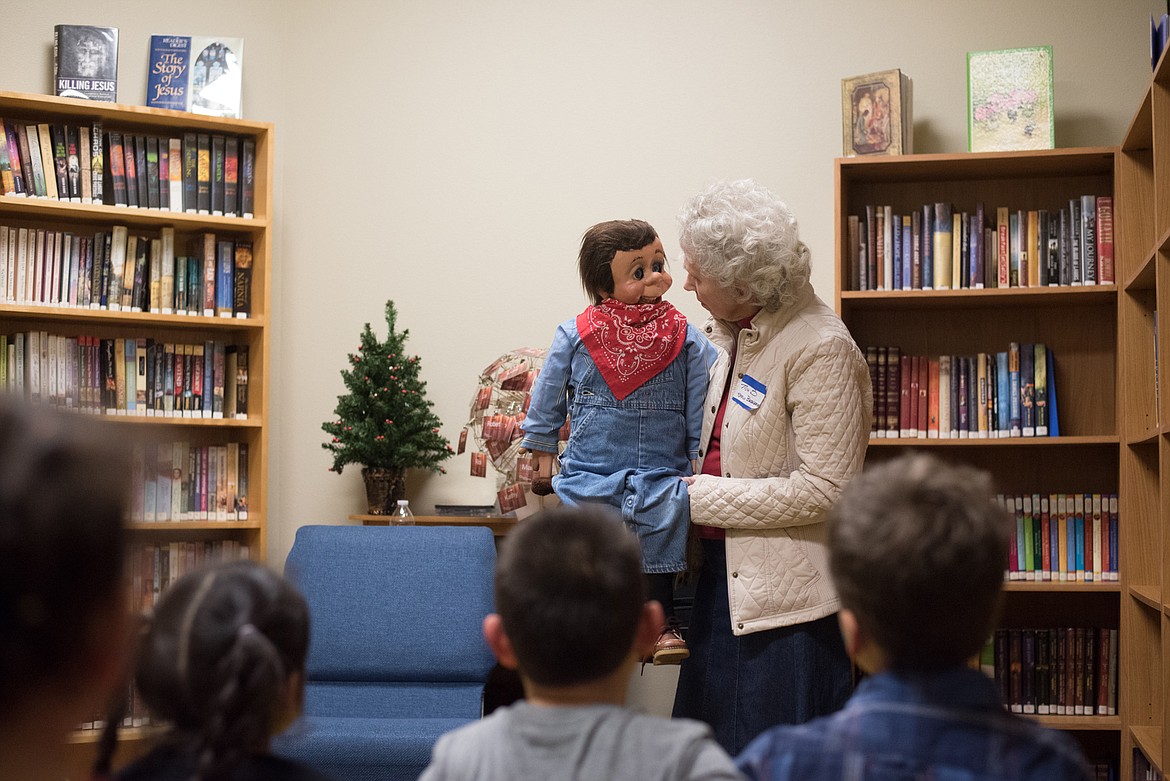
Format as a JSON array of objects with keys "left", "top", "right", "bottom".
[
  {"left": 848, "top": 196, "right": 1113, "bottom": 291},
  {"left": 0, "top": 117, "right": 257, "bottom": 217},
  {"left": 0, "top": 331, "right": 250, "bottom": 419},
  {"left": 0, "top": 225, "right": 254, "bottom": 318},
  {"left": 987, "top": 626, "right": 1117, "bottom": 717},
  {"left": 998, "top": 493, "right": 1118, "bottom": 583},
  {"left": 866, "top": 343, "right": 1058, "bottom": 439},
  {"left": 129, "top": 441, "right": 249, "bottom": 524},
  {"left": 75, "top": 539, "right": 252, "bottom": 732}
]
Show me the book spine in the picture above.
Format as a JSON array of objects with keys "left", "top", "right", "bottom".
[
  {"left": 183, "top": 132, "right": 198, "bottom": 213},
  {"left": 996, "top": 206, "right": 1009, "bottom": 287},
  {"left": 216, "top": 240, "right": 234, "bottom": 317},
  {"left": 1034, "top": 344, "right": 1049, "bottom": 436},
  {"left": 1096, "top": 196, "right": 1114, "bottom": 284},
  {"left": 160, "top": 227, "right": 175, "bottom": 314},
  {"left": 240, "top": 138, "right": 256, "bottom": 218},
  {"left": 168, "top": 137, "right": 183, "bottom": 212},
  {"left": 89, "top": 120, "right": 104, "bottom": 203},
  {"left": 224, "top": 136, "right": 239, "bottom": 218},
  {"left": 211, "top": 135, "right": 226, "bottom": 216},
  {"left": 66, "top": 125, "right": 81, "bottom": 202},
  {"left": 201, "top": 233, "right": 216, "bottom": 316},
  {"left": 133, "top": 135, "right": 148, "bottom": 210},
  {"left": 885, "top": 346, "right": 900, "bottom": 437},
  {"left": 121, "top": 135, "right": 138, "bottom": 208},
  {"left": 1080, "top": 195, "right": 1097, "bottom": 285},
  {"left": 232, "top": 241, "right": 253, "bottom": 318},
  {"left": 235, "top": 345, "right": 249, "bottom": 418},
  {"left": 196, "top": 134, "right": 211, "bottom": 214},
  {"left": 145, "top": 136, "right": 160, "bottom": 210},
  {"left": 933, "top": 202, "right": 952, "bottom": 289}
]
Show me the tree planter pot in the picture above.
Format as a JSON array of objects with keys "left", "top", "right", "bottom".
[{"left": 361, "top": 467, "right": 406, "bottom": 515}]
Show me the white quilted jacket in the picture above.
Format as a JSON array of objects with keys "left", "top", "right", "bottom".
[{"left": 689, "top": 283, "right": 873, "bottom": 635}]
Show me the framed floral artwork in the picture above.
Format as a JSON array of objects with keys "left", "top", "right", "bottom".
[{"left": 967, "top": 46, "right": 1054, "bottom": 152}]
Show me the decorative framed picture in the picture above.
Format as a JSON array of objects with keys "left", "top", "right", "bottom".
[
  {"left": 967, "top": 46, "right": 1054, "bottom": 152},
  {"left": 841, "top": 68, "right": 913, "bottom": 157}
]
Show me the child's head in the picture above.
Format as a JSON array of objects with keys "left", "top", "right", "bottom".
[
  {"left": 133, "top": 560, "right": 310, "bottom": 775},
  {"left": 490, "top": 504, "right": 648, "bottom": 688},
  {"left": 578, "top": 219, "right": 671, "bottom": 306},
  {"left": 0, "top": 400, "right": 130, "bottom": 727},
  {"left": 828, "top": 452, "right": 1012, "bottom": 673}
]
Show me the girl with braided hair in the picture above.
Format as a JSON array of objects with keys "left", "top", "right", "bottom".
[{"left": 95, "top": 560, "right": 332, "bottom": 781}]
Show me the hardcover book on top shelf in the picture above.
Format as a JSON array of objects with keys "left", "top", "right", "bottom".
[
  {"left": 147, "top": 35, "right": 245, "bottom": 118},
  {"left": 53, "top": 25, "right": 118, "bottom": 102},
  {"left": 841, "top": 68, "right": 913, "bottom": 157},
  {"left": 967, "top": 46, "right": 1054, "bottom": 153}
]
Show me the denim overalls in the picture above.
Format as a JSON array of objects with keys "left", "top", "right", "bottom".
[{"left": 520, "top": 317, "right": 712, "bottom": 573}]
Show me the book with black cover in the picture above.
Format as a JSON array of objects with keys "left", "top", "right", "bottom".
[
  {"left": 232, "top": 240, "right": 252, "bottom": 318},
  {"left": 211, "top": 134, "right": 225, "bottom": 215},
  {"left": 145, "top": 136, "right": 160, "bottom": 210},
  {"left": 240, "top": 137, "right": 255, "bottom": 217},
  {"left": 224, "top": 135, "right": 239, "bottom": 217},
  {"left": 53, "top": 25, "right": 118, "bottom": 102}
]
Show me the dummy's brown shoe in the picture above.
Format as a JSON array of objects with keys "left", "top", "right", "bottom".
[{"left": 651, "top": 624, "right": 689, "bottom": 665}]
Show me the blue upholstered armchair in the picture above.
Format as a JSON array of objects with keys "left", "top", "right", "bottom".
[{"left": 272, "top": 524, "right": 497, "bottom": 781}]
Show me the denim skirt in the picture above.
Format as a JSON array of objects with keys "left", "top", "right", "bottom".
[{"left": 672, "top": 537, "right": 852, "bottom": 755}]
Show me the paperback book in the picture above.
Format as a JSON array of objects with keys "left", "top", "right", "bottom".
[
  {"left": 147, "top": 35, "right": 244, "bottom": 118},
  {"left": 53, "top": 25, "right": 119, "bottom": 102}
]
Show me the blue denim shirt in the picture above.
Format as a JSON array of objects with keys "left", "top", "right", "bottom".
[
  {"left": 520, "top": 316, "right": 713, "bottom": 572},
  {"left": 735, "top": 667, "right": 1094, "bottom": 781}
]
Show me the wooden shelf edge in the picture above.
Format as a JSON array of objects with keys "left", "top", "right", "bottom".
[
  {"left": 0, "top": 193, "right": 269, "bottom": 228},
  {"left": 841, "top": 285, "right": 1117, "bottom": 305},
  {"left": 868, "top": 435, "right": 1118, "bottom": 447},
  {"left": 1028, "top": 714, "right": 1121, "bottom": 731},
  {"left": 0, "top": 89, "right": 273, "bottom": 133},
  {"left": 1003, "top": 581, "right": 1121, "bottom": 593},
  {"left": 1131, "top": 725, "right": 1163, "bottom": 772},
  {"left": 127, "top": 519, "right": 261, "bottom": 531},
  {"left": 0, "top": 303, "right": 265, "bottom": 328},
  {"left": 1130, "top": 585, "right": 1163, "bottom": 610}
]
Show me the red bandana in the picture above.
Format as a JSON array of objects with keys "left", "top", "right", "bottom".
[{"left": 576, "top": 299, "right": 687, "bottom": 401}]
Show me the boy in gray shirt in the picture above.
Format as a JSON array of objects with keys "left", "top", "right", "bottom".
[{"left": 419, "top": 504, "right": 743, "bottom": 781}]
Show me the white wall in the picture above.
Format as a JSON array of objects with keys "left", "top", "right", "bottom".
[{"left": 2, "top": 1, "right": 1160, "bottom": 570}]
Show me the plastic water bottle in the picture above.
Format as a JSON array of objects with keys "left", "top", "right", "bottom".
[{"left": 392, "top": 499, "right": 416, "bottom": 526}]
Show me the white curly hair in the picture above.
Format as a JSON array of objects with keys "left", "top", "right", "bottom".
[{"left": 677, "top": 179, "right": 811, "bottom": 312}]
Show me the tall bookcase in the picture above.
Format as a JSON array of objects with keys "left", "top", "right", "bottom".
[
  {"left": 0, "top": 90, "right": 272, "bottom": 777},
  {"left": 1117, "top": 46, "right": 1170, "bottom": 781},
  {"left": 834, "top": 148, "right": 1123, "bottom": 772}
]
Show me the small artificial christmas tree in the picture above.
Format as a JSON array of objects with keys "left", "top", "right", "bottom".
[{"left": 322, "top": 300, "right": 453, "bottom": 489}]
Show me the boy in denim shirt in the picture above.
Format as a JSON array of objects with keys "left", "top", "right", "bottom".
[
  {"left": 520, "top": 219, "right": 713, "bottom": 664},
  {"left": 736, "top": 453, "right": 1094, "bottom": 781}
]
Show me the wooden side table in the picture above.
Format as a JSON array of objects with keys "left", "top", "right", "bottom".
[{"left": 350, "top": 514, "right": 517, "bottom": 537}]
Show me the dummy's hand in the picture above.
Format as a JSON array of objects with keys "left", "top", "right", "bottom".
[{"left": 530, "top": 451, "right": 555, "bottom": 496}]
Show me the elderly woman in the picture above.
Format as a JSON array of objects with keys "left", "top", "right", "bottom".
[{"left": 672, "top": 179, "right": 873, "bottom": 754}]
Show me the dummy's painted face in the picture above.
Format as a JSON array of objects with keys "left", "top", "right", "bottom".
[{"left": 607, "top": 238, "right": 672, "bottom": 305}]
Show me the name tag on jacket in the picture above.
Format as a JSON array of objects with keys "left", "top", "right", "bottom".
[{"left": 732, "top": 375, "right": 766, "bottom": 411}]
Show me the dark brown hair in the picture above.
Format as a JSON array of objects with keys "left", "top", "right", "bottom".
[
  {"left": 95, "top": 560, "right": 310, "bottom": 780},
  {"left": 495, "top": 504, "right": 645, "bottom": 686},
  {"left": 828, "top": 452, "right": 1012, "bottom": 672},
  {"left": 0, "top": 400, "right": 129, "bottom": 713},
  {"left": 578, "top": 219, "right": 659, "bottom": 304}
]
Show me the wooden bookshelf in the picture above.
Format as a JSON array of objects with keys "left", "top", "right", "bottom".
[
  {"left": 835, "top": 147, "right": 1121, "bottom": 772},
  {"left": 1117, "top": 43, "right": 1170, "bottom": 781},
  {"left": 0, "top": 90, "right": 272, "bottom": 779}
]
